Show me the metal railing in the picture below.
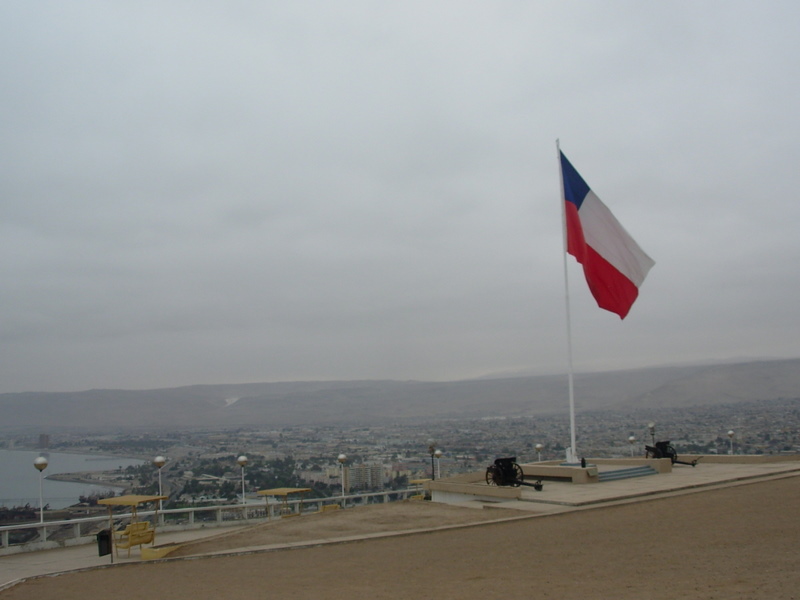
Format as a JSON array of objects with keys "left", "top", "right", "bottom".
[{"left": 0, "top": 487, "right": 424, "bottom": 556}]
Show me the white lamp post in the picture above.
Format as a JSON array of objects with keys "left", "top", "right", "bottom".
[
  {"left": 34, "top": 456, "right": 48, "bottom": 524},
  {"left": 727, "top": 430, "right": 735, "bottom": 455},
  {"left": 628, "top": 436, "right": 637, "bottom": 457},
  {"left": 434, "top": 449, "right": 443, "bottom": 479},
  {"left": 154, "top": 456, "right": 166, "bottom": 511},
  {"left": 337, "top": 454, "right": 347, "bottom": 498},
  {"left": 535, "top": 443, "right": 543, "bottom": 462},
  {"left": 648, "top": 422, "right": 656, "bottom": 445},
  {"left": 237, "top": 455, "right": 248, "bottom": 505}
]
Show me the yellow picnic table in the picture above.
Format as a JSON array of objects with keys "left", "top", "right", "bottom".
[
  {"left": 97, "top": 494, "right": 168, "bottom": 560},
  {"left": 257, "top": 487, "right": 312, "bottom": 517},
  {"left": 408, "top": 478, "right": 430, "bottom": 500}
]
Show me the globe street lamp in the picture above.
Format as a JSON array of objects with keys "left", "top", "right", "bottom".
[
  {"left": 337, "top": 454, "right": 347, "bottom": 499},
  {"left": 237, "top": 455, "right": 248, "bottom": 506},
  {"left": 154, "top": 456, "right": 166, "bottom": 511},
  {"left": 535, "top": 443, "right": 544, "bottom": 462},
  {"left": 628, "top": 436, "right": 637, "bottom": 457},
  {"left": 727, "top": 430, "right": 735, "bottom": 455},
  {"left": 434, "top": 449, "right": 443, "bottom": 479},
  {"left": 34, "top": 456, "right": 48, "bottom": 524},
  {"left": 648, "top": 422, "right": 656, "bottom": 445}
]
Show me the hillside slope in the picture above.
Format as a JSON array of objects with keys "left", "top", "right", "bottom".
[{"left": 1, "top": 358, "right": 798, "bottom": 432}]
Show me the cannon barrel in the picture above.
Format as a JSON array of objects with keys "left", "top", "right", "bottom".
[{"left": 646, "top": 441, "right": 700, "bottom": 467}]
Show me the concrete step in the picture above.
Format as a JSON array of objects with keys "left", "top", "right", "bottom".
[{"left": 598, "top": 466, "right": 658, "bottom": 482}]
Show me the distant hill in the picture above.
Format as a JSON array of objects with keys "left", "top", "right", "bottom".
[{"left": 1, "top": 358, "right": 799, "bottom": 433}]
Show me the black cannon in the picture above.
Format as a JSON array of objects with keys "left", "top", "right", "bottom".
[
  {"left": 485, "top": 457, "right": 543, "bottom": 491},
  {"left": 645, "top": 441, "right": 700, "bottom": 467}
]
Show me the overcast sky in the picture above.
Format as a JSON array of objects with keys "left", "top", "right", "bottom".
[{"left": 2, "top": 2, "right": 799, "bottom": 394}]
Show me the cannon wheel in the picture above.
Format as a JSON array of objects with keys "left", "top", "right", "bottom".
[
  {"left": 485, "top": 462, "right": 525, "bottom": 486},
  {"left": 485, "top": 465, "right": 499, "bottom": 485},
  {"left": 511, "top": 462, "right": 524, "bottom": 487}
]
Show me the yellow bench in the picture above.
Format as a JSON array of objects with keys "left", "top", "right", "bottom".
[{"left": 115, "top": 522, "right": 155, "bottom": 557}]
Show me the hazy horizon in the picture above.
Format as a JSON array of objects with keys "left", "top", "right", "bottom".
[{"left": 4, "top": 353, "right": 796, "bottom": 396}]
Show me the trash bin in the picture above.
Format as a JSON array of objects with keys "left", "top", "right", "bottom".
[{"left": 97, "top": 529, "right": 111, "bottom": 557}]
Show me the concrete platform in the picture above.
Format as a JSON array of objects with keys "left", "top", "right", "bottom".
[
  {"left": 429, "top": 455, "right": 800, "bottom": 511},
  {"left": 462, "top": 460, "right": 800, "bottom": 511},
  {"left": 2, "top": 456, "right": 799, "bottom": 591}
]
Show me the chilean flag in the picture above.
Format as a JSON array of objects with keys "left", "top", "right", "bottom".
[{"left": 560, "top": 151, "right": 655, "bottom": 319}]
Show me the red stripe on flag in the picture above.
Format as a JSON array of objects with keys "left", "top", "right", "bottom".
[
  {"left": 565, "top": 201, "right": 639, "bottom": 319},
  {"left": 564, "top": 201, "right": 586, "bottom": 261},
  {"left": 580, "top": 245, "right": 640, "bottom": 319}
]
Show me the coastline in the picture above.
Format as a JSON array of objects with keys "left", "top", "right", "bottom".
[
  {"left": 0, "top": 450, "right": 144, "bottom": 510},
  {"left": 46, "top": 472, "right": 129, "bottom": 490}
]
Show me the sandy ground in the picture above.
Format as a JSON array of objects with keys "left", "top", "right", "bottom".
[
  {"left": 3, "top": 475, "right": 799, "bottom": 600},
  {"left": 168, "top": 501, "right": 527, "bottom": 557}
]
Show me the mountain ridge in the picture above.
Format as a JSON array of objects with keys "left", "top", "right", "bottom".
[{"left": 2, "top": 358, "right": 798, "bottom": 433}]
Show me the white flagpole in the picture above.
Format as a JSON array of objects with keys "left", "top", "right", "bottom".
[{"left": 556, "top": 139, "right": 578, "bottom": 463}]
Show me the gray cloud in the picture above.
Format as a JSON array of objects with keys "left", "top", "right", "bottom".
[{"left": 1, "top": 1, "right": 799, "bottom": 392}]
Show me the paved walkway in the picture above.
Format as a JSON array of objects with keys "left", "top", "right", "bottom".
[
  {"left": 0, "top": 526, "right": 244, "bottom": 590},
  {"left": 2, "top": 460, "right": 799, "bottom": 591}
]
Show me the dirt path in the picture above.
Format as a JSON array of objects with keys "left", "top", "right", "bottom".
[{"left": 4, "top": 475, "right": 799, "bottom": 600}]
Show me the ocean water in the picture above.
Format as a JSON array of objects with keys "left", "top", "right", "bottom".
[{"left": 0, "top": 449, "right": 144, "bottom": 510}]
